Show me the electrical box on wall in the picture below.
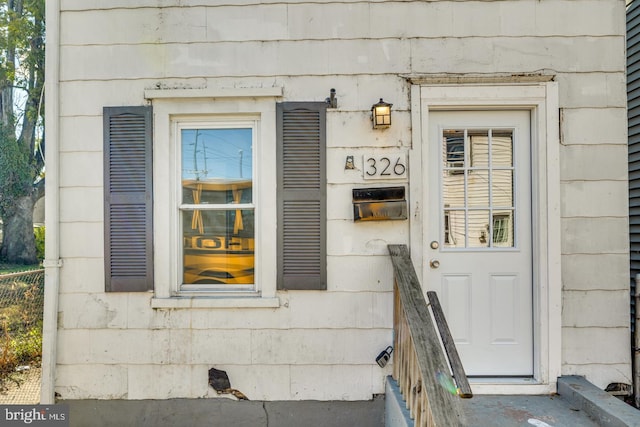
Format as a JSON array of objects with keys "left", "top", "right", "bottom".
[{"left": 352, "top": 186, "right": 407, "bottom": 222}]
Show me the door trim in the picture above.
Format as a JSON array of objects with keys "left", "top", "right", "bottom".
[{"left": 409, "top": 83, "right": 561, "bottom": 395}]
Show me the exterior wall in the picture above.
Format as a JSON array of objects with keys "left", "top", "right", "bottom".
[{"left": 52, "top": 0, "right": 630, "bottom": 400}]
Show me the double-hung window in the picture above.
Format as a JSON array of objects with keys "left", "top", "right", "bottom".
[{"left": 176, "top": 120, "right": 257, "bottom": 293}]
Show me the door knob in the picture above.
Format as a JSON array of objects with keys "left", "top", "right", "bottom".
[
  {"left": 430, "top": 259, "right": 440, "bottom": 269},
  {"left": 430, "top": 241, "right": 439, "bottom": 249}
]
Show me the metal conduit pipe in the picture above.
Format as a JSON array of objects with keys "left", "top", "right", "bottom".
[{"left": 40, "top": 0, "right": 61, "bottom": 404}]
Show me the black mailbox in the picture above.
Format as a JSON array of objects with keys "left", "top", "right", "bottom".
[{"left": 352, "top": 186, "right": 407, "bottom": 222}]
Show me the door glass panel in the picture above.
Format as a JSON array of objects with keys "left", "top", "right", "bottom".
[
  {"left": 443, "top": 130, "right": 465, "bottom": 170},
  {"left": 444, "top": 209, "right": 464, "bottom": 248},
  {"left": 441, "top": 127, "right": 516, "bottom": 249},
  {"left": 468, "top": 210, "right": 490, "bottom": 248},
  {"left": 469, "top": 130, "right": 489, "bottom": 166},
  {"left": 491, "top": 170, "right": 513, "bottom": 207},
  {"left": 492, "top": 211, "right": 513, "bottom": 247},
  {"left": 443, "top": 174, "right": 465, "bottom": 208},
  {"left": 468, "top": 170, "right": 489, "bottom": 207},
  {"left": 491, "top": 131, "right": 513, "bottom": 166}
]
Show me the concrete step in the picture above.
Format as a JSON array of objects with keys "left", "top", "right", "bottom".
[{"left": 557, "top": 376, "right": 640, "bottom": 427}]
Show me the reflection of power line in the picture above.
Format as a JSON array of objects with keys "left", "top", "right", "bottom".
[{"left": 192, "top": 130, "right": 209, "bottom": 179}]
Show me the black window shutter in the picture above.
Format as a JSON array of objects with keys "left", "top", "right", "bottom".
[
  {"left": 103, "top": 106, "right": 154, "bottom": 292},
  {"left": 277, "top": 102, "right": 327, "bottom": 290}
]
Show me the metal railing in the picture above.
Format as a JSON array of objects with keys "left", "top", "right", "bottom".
[
  {"left": 388, "top": 245, "right": 470, "bottom": 427},
  {"left": 0, "top": 269, "right": 44, "bottom": 380}
]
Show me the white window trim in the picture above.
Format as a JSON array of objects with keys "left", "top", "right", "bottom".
[
  {"left": 147, "top": 88, "right": 282, "bottom": 309},
  {"left": 409, "top": 82, "right": 561, "bottom": 394}
]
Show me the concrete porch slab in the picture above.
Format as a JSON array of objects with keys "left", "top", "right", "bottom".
[
  {"left": 461, "top": 393, "right": 601, "bottom": 427},
  {"left": 387, "top": 375, "right": 640, "bottom": 427}
]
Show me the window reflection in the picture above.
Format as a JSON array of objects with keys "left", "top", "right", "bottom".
[
  {"left": 441, "top": 128, "right": 516, "bottom": 249},
  {"left": 180, "top": 127, "right": 255, "bottom": 285}
]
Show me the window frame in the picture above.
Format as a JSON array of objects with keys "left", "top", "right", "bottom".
[{"left": 147, "top": 88, "right": 281, "bottom": 308}]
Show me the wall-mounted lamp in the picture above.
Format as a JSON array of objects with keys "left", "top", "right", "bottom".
[{"left": 371, "top": 98, "right": 392, "bottom": 129}]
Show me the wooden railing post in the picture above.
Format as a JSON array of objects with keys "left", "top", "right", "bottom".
[{"left": 388, "top": 244, "right": 467, "bottom": 427}]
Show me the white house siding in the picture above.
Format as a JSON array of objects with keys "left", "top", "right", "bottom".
[{"left": 52, "top": 0, "right": 629, "bottom": 400}]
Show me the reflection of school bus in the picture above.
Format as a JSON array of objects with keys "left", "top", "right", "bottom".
[{"left": 182, "top": 179, "right": 254, "bottom": 285}]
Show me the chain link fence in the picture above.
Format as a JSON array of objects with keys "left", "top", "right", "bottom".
[{"left": 0, "top": 270, "right": 44, "bottom": 383}]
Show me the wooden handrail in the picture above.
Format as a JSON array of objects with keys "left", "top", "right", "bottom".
[
  {"left": 388, "top": 244, "right": 466, "bottom": 427},
  {"left": 427, "top": 291, "right": 473, "bottom": 399}
]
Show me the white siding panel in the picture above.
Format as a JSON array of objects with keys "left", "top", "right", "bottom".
[
  {"left": 557, "top": 72, "right": 627, "bottom": 108},
  {"left": 327, "top": 184, "right": 357, "bottom": 221},
  {"left": 207, "top": 5, "right": 287, "bottom": 41},
  {"left": 562, "top": 254, "right": 629, "bottom": 291},
  {"left": 60, "top": 81, "right": 159, "bottom": 117},
  {"left": 372, "top": 291, "right": 393, "bottom": 328},
  {"left": 327, "top": 255, "right": 394, "bottom": 292},
  {"left": 561, "top": 218, "right": 629, "bottom": 254},
  {"left": 61, "top": 1, "right": 622, "bottom": 39},
  {"left": 55, "top": 365, "right": 128, "bottom": 400},
  {"left": 288, "top": 292, "right": 374, "bottom": 329},
  {"left": 60, "top": 9, "right": 185, "bottom": 45},
  {"left": 61, "top": 40, "right": 411, "bottom": 81},
  {"left": 561, "top": 108, "right": 628, "bottom": 145},
  {"left": 562, "top": 327, "right": 631, "bottom": 365},
  {"left": 58, "top": 258, "right": 105, "bottom": 294},
  {"left": 327, "top": 111, "right": 412, "bottom": 149},
  {"left": 287, "top": 3, "right": 371, "bottom": 39},
  {"left": 128, "top": 365, "right": 193, "bottom": 399},
  {"left": 251, "top": 329, "right": 391, "bottom": 364},
  {"left": 373, "top": 1, "right": 621, "bottom": 38},
  {"left": 560, "top": 144, "right": 628, "bottom": 181},
  {"left": 190, "top": 330, "right": 252, "bottom": 364},
  {"left": 60, "top": 152, "right": 103, "bottom": 187},
  {"left": 327, "top": 219, "right": 409, "bottom": 256},
  {"left": 562, "top": 290, "right": 630, "bottom": 328},
  {"left": 189, "top": 306, "right": 292, "bottom": 330},
  {"left": 561, "top": 181, "right": 629, "bottom": 217},
  {"left": 411, "top": 37, "right": 624, "bottom": 74},
  {"left": 60, "top": 223, "right": 104, "bottom": 259},
  {"left": 57, "top": 293, "right": 128, "bottom": 329},
  {"left": 290, "top": 365, "right": 375, "bottom": 400},
  {"left": 59, "top": 117, "right": 103, "bottom": 151},
  {"left": 60, "top": 188, "right": 103, "bottom": 222},
  {"left": 57, "top": 329, "right": 171, "bottom": 364}
]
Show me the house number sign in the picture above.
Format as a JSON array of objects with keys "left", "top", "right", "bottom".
[{"left": 363, "top": 153, "right": 407, "bottom": 180}]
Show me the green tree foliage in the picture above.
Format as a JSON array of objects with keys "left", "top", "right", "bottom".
[{"left": 0, "top": 0, "right": 45, "bottom": 264}]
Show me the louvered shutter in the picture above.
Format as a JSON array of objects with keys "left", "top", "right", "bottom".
[
  {"left": 103, "top": 106, "right": 154, "bottom": 292},
  {"left": 277, "top": 102, "right": 327, "bottom": 290}
]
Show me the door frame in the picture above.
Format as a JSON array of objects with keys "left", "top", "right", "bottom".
[{"left": 408, "top": 82, "right": 561, "bottom": 395}]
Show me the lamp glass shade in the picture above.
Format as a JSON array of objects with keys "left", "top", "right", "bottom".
[{"left": 372, "top": 99, "right": 392, "bottom": 129}]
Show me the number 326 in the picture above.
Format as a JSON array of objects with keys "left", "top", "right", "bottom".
[{"left": 365, "top": 156, "right": 407, "bottom": 178}]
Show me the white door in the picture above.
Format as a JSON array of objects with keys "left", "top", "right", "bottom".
[{"left": 426, "top": 110, "right": 533, "bottom": 376}]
